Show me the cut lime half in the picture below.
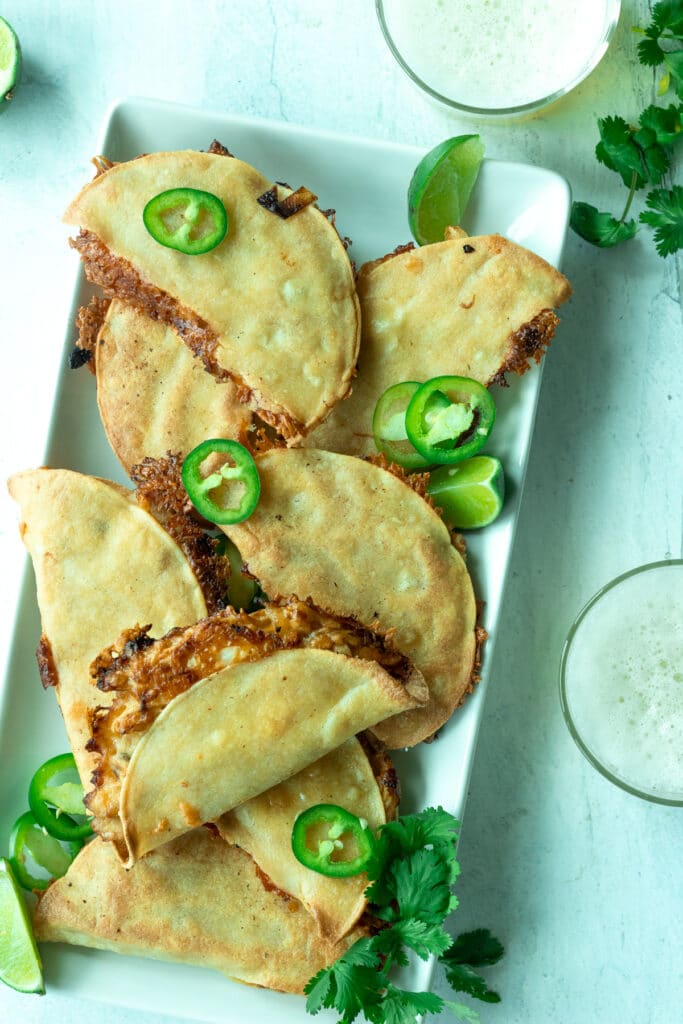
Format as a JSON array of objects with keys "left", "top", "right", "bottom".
[
  {"left": 0, "top": 16, "right": 21, "bottom": 110},
  {"left": 0, "top": 858, "right": 44, "bottom": 995},
  {"left": 427, "top": 455, "right": 505, "bottom": 529},
  {"left": 408, "top": 135, "right": 484, "bottom": 246}
]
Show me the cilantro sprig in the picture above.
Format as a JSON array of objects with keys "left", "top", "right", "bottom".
[
  {"left": 303, "top": 807, "right": 503, "bottom": 1024},
  {"left": 570, "top": 2, "right": 683, "bottom": 256}
]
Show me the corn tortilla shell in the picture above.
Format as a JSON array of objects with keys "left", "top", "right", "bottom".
[
  {"left": 7, "top": 469, "right": 207, "bottom": 783},
  {"left": 308, "top": 233, "right": 572, "bottom": 455},
  {"left": 96, "top": 300, "right": 252, "bottom": 475},
  {"left": 33, "top": 830, "right": 359, "bottom": 994}
]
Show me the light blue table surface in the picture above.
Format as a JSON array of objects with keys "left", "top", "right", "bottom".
[{"left": 0, "top": 2, "right": 681, "bottom": 1023}]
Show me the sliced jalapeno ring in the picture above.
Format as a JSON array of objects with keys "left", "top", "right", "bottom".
[
  {"left": 291, "top": 803, "right": 376, "bottom": 878},
  {"left": 143, "top": 187, "right": 228, "bottom": 255},
  {"left": 9, "top": 811, "right": 83, "bottom": 892},
  {"left": 405, "top": 374, "right": 496, "bottom": 465},
  {"left": 182, "top": 439, "right": 260, "bottom": 526},
  {"left": 28, "top": 752, "right": 93, "bottom": 842},
  {"left": 372, "top": 381, "right": 433, "bottom": 471}
]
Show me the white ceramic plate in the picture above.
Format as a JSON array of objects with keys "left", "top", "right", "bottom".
[{"left": 0, "top": 97, "right": 570, "bottom": 1023}]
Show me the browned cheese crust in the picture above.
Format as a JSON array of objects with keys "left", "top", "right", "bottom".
[
  {"left": 73, "top": 295, "right": 111, "bottom": 373},
  {"left": 85, "top": 597, "right": 414, "bottom": 848},
  {"left": 69, "top": 231, "right": 307, "bottom": 442},
  {"left": 130, "top": 452, "right": 230, "bottom": 615},
  {"left": 364, "top": 452, "right": 435, "bottom": 510},
  {"left": 357, "top": 731, "right": 400, "bottom": 821},
  {"left": 36, "top": 634, "right": 59, "bottom": 690},
  {"left": 489, "top": 308, "right": 561, "bottom": 387}
]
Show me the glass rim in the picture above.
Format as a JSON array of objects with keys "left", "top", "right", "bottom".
[
  {"left": 559, "top": 559, "right": 683, "bottom": 807},
  {"left": 375, "top": 0, "right": 622, "bottom": 117}
]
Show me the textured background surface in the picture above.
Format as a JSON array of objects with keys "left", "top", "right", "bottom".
[{"left": 0, "top": 2, "right": 681, "bottom": 1022}]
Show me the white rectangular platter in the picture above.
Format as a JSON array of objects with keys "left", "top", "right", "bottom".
[{"left": 0, "top": 97, "right": 570, "bottom": 1023}]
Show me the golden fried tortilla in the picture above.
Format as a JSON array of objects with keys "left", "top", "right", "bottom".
[
  {"left": 7, "top": 469, "right": 208, "bottom": 783},
  {"left": 308, "top": 232, "right": 572, "bottom": 456},
  {"left": 221, "top": 449, "right": 477, "bottom": 747},
  {"left": 34, "top": 829, "right": 360, "bottom": 994},
  {"left": 217, "top": 737, "right": 392, "bottom": 942},
  {"left": 96, "top": 300, "right": 253, "bottom": 475},
  {"left": 84, "top": 600, "right": 426, "bottom": 865},
  {"left": 64, "top": 150, "right": 360, "bottom": 440}
]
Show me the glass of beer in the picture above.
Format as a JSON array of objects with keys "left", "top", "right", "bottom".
[{"left": 560, "top": 560, "right": 683, "bottom": 805}]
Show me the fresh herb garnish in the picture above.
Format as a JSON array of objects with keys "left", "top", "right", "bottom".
[
  {"left": 570, "top": 1, "right": 683, "bottom": 255},
  {"left": 304, "top": 807, "right": 503, "bottom": 1024}
]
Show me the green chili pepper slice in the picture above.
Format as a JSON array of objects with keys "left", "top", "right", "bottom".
[
  {"left": 8, "top": 811, "right": 83, "bottom": 892},
  {"left": 216, "top": 535, "right": 261, "bottom": 611},
  {"left": 143, "top": 187, "right": 228, "bottom": 255},
  {"left": 372, "top": 381, "right": 433, "bottom": 471},
  {"left": 182, "top": 439, "right": 260, "bottom": 525},
  {"left": 405, "top": 375, "right": 496, "bottom": 465},
  {"left": 28, "top": 752, "right": 93, "bottom": 842},
  {"left": 291, "top": 803, "right": 376, "bottom": 878}
]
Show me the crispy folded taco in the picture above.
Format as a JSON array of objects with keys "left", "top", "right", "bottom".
[
  {"left": 309, "top": 231, "right": 572, "bottom": 456},
  {"left": 221, "top": 449, "right": 480, "bottom": 748},
  {"left": 85, "top": 598, "right": 426, "bottom": 866},
  {"left": 64, "top": 147, "right": 360, "bottom": 442},
  {"left": 8, "top": 468, "right": 212, "bottom": 783},
  {"left": 33, "top": 829, "right": 362, "bottom": 994},
  {"left": 91, "top": 299, "right": 253, "bottom": 475},
  {"left": 216, "top": 734, "right": 398, "bottom": 942}
]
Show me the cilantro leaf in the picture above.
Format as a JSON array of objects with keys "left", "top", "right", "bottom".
[
  {"left": 638, "top": 33, "right": 667, "bottom": 67},
  {"left": 374, "top": 918, "right": 454, "bottom": 961},
  {"left": 639, "top": 185, "right": 683, "bottom": 255},
  {"left": 442, "top": 1000, "right": 481, "bottom": 1023},
  {"left": 442, "top": 961, "right": 501, "bottom": 1004},
  {"left": 304, "top": 938, "right": 382, "bottom": 1019},
  {"left": 440, "top": 929, "right": 504, "bottom": 1004},
  {"left": 570, "top": 202, "right": 638, "bottom": 248},
  {"left": 638, "top": 103, "right": 683, "bottom": 146},
  {"left": 665, "top": 51, "right": 683, "bottom": 99},
  {"left": 368, "top": 806, "right": 460, "bottom": 870},
  {"left": 595, "top": 115, "right": 648, "bottom": 187},
  {"left": 368, "top": 986, "right": 444, "bottom": 1024},
  {"left": 445, "top": 928, "right": 505, "bottom": 968},
  {"left": 637, "top": 0, "right": 683, "bottom": 99},
  {"left": 370, "top": 847, "right": 457, "bottom": 924}
]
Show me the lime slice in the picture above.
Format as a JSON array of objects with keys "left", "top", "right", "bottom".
[
  {"left": 0, "top": 16, "right": 21, "bottom": 111},
  {"left": 427, "top": 455, "right": 505, "bottom": 529},
  {"left": 408, "top": 135, "right": 485, "bottom": 245},
  {"left": 0, "top": 858, "right": 44, "bottom": 995}
]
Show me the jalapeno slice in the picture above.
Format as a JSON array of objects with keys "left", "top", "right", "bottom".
[
  {"left": 372, "top": 381, "right": 433, "bottom": 470},
  {"left": 405, "top": 375, "right": 496, "bottom": 465},
  {"left": 28, "top": 752, "right": 93, "bottom": 842},
  {"left": 9, "top": 811, "right": 83, "bottom": 892},
  {"left": 182, "top": 439, "right": 260, "bottom": 525},
  {"left": 291, "top": 803, "right": 376, "bottom": 878},
  {"left": 216, "top": 535, "right": 261, "bottom": 611},
  {"left": 143, "top": 187, "right": 228, "bottom": 255}
]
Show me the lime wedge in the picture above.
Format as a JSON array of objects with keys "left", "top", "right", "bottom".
[
  {"left": 408, "top": 135, "right": 484, "bottom": 245},
  {"left": 427, "top": 455, "right": 505, "bottom": 529},
  {"left": 0, "top": 859, "right": 44, "bottom": 995},
  {"left": 0, "top": 16, "right": 21, "bottom": 110}
]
